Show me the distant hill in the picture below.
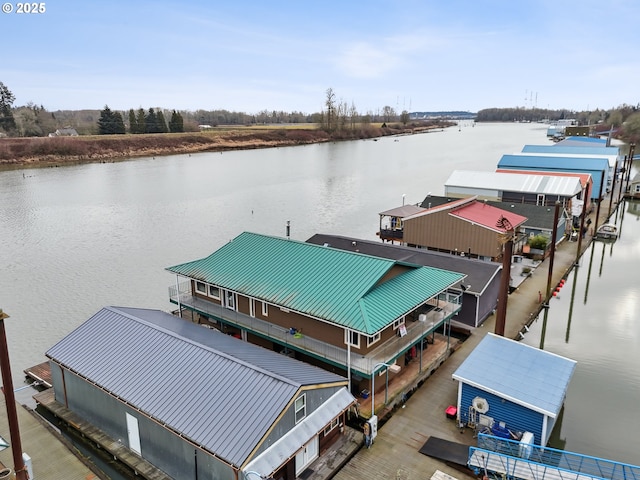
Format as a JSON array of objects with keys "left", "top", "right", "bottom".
[{"left": 410, "top": 111, "right": 476, "bottom": 120}]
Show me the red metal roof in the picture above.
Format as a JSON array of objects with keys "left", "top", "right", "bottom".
[{"left": 449, "top": 201, "right": 527, "bottom": 232}]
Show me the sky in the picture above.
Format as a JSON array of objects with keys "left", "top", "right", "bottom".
[{"left": 2, "top": 0, "right": 639, "bottom": 115}]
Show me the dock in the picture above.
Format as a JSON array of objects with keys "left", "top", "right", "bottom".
[
  {"left": 334, "top": 206, "right": 616, "bottom": 480},
  {"left": 0, "top": 383, "right": 100, "bottom": 479}
]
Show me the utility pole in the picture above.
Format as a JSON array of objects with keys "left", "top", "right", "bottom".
[
  {"left": 544, "top": 202, "right": 562, "bottom": 306},
  {"left": 0, "top": 309, "right": 28, "bottom": 480},
  {"left": 495, "top": 216, "right": 514, "bottom": 336}
]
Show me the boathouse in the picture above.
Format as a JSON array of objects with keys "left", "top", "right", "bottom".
[
  {"left": 166, "top": 232, "right": 465, "bottom": 401},
  {"left": 496, "top": 169, "right": 593, "bottom": 214},
  {"left": 497, "top": 154, "right": 610, "bottom": 200},
  {"left": 452, "top": 333, "right": 576, "bottom": 446},
  {"left": 46, "top": 306, "right": 356, "bottom": 480},
  {"left": 306, "top": 233, "right": 502, "bottom": 329},
  {"left": 443, "top": 170, "right": 582, "bottom": 209}
]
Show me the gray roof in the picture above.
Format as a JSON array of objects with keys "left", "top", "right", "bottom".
[
  {"left": 46, "top": 306, "right": 349, "bottom": 468},
  {"left": 485, "top": 201, "right": 567, "bottom": 231},
  {"left": 306, "top": 234, "right": 499, "bottom": 296},
  {"left": 378, "top": 204, "right": 425, "bottom": 217}
]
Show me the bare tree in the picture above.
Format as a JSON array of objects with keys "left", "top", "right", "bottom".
[
  {"left": 324, "top": 87, "right": 336, "bottom": 132},
  {"left": 382, "top": 105, "right": 396, "bottom": 123},
  {"left": 400, "top": 110, "right": 410, "bottom": 125},
  {"left": 349, "top": 101, "right": 358, "bottom": 130}
]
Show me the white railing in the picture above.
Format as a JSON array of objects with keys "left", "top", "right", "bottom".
[{"left": 168, "top": 284, "right": 462, "bottom": 375}]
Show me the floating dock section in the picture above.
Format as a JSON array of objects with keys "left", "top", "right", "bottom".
[{"left": 468, "top": 434, "right": 640, "bottom": 480}]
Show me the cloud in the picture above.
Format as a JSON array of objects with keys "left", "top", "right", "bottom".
[{"left": 335, "top": 32, "right": 448, "bottom": 79}]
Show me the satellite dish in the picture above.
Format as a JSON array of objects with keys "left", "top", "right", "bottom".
[{"left": 472, "top": 396, "right": 489, "bottom": 414}]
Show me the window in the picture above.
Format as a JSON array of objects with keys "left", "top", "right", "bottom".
[
  {"left": 262, "top": 302, "right": 268, "bottom": 317},
  {"left": 249, "top": 299, "right": 255, "bottom": 318},
  {"left": 295, "top": 394, "right": 306, "bottom": 423},
  {"left": 345, "top": 330, "right": 360, "bottom": 348},
  {"left": 323, "top": 418, "right": 340, "bottom": 435},
  {"left": 195, "top": 281, "right": 206, "bottom": 294},
  {"left": 367, "top": 332, "right": 381, "bottom": 347},
  {"left": 208, "top": 285, "right": 220, "bottom": 299},
  {"left": 393, "top": 317, "right": 405, "bottom": 330}
]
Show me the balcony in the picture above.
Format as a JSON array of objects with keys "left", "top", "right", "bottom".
[
  {"left": 169, "top": 283, "right": 461, "bottom": 376},
  {"left": 378, "top": 228, "right": 404, "bottom": 242}
]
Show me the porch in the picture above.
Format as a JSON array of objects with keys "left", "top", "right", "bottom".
[{"left": 168, "top": 283, "right": 462, "bottom": 376}]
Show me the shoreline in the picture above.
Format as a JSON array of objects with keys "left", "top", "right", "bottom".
[{"left": 0, "top": 123, "right": 451, "bottom": 170}]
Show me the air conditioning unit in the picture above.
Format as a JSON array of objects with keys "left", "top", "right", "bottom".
[{"left": 418, "top": 314, "right": 427, "bottom": 322}]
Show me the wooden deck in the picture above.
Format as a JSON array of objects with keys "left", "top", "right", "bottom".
[{"left": 24, "top": 361, "right": 52, "bottom": 388}]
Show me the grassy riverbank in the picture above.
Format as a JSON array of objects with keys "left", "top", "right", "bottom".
[{"left": 0, "top": 122, "right": 451, "bottom": 168}]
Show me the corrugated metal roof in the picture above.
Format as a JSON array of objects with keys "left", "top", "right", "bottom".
[
  {"left": 496, "top": 169, "right": 592, "bottom": 188},
  {"left": 445, "top": 170, "right": 581, "bottom": 196},
  {"left": 522, "top": 144, "right": 619, "bottom": 156},
  {"left": 498, "top": 154, "right": 609, "bottom": 172},
  {"left": 555, "top": 136, "right": 610, "bottom": 147},
  {"left": 166, "top": 232, "right": 464, "bottom": 334},
  {"left": 244, "top": 388, "right": 354, "bottom": 475},
  {"left": 307, "top": 234, "right": 493, "bottom": 296},
  {"left": 378, "top": 204, "right": 425, "bottom": 217},
  {"left": 452, "top": 333, "right": 576, "bottom": 418},
  {"left": 46, "top": 306, "right": 350, "bottom": 468},
  {"left": 449, "top": 201, "right": 528, "bottom": 232}
]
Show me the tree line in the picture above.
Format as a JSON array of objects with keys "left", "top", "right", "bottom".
[
  {"left": 98, "top": 106, "right": 184, "bottom": 135},
  {"left": 3, "top": 79, "right": 639, "bottom": 143}
]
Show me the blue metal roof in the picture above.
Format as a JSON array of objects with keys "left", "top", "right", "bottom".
[
  {"left": 46, "top": 307, "right": 352, "bottom": 468},
  {"left": 497, "top": 154, "right": 609, "bottom": 197},
  {"left": 558, "top": 136, "right": 608, "bottom": 145},
  {"left": 167, "top": 232, "right": 464, "bottom": 335},
  {"left": 522, "top": 144, "right": 620, "bottom": 157},
  {"left": 452, "top": 333, "right": 576, "bottom": 418}
]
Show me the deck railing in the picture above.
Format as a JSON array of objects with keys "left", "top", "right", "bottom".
[{"left": 168, "top": 283, "right": 462, "bottom": 375}]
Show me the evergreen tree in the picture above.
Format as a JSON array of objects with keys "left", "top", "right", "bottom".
[
  {"left": 128, "top": 109, "right": 138, "bottom": 134},
  {"left": 98, "top": 106, "right": 126, "bottom": 134},
  {"left": 145, "top": 108, "right": 158, "bottom": 133},
  {"left": 136, "top": 108, "right": 146, "bottom": 134},
  {"left": 169, "top": 110, "right": 184, "bottom": 132},
  {"left": 98, "top": 105, "right": 116, "bottom": 134},
  {"left": 112, "top": 111, "right": 126, "bottom": 134},
  {"left": 0, "top": 81, "right": 17, "bottom": 133},
  {"left": 156, "top": 110, "right": 168, "bottom": 133}
]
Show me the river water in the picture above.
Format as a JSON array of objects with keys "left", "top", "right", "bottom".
[{"left": 0, "top": 123, "right": 638, "bottom": 465}]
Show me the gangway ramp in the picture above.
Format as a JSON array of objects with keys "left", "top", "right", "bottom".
[{"left": 468, "top": 434, "right": 640, "bottom": 480}]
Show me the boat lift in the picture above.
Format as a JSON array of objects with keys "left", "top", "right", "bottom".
[{"left": 468, "top": 433, "right": 640, "bottom": 480}]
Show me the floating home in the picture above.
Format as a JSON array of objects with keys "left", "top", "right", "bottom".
[{"left": 166, "top": 232, "right": 465, "bottom": 400}]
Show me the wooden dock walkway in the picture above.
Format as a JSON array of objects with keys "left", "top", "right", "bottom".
[
  {"left": 334, "top": 213, "right": 604, "bottom": 480},
  {"left": 0, "top": 385, "right": 101, "bottom": 479}
]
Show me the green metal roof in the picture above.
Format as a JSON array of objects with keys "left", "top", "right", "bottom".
[{"left": 167, "top": 232, "right": 464, "bottom": 335}]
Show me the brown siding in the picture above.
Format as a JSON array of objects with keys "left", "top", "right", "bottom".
[{"left": 404, "top": 210, "right": 502, "bottom": 259}]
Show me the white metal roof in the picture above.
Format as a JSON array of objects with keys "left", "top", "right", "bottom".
[{"left": 445, "top": 170, "right": 581, "bottom": 197}]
